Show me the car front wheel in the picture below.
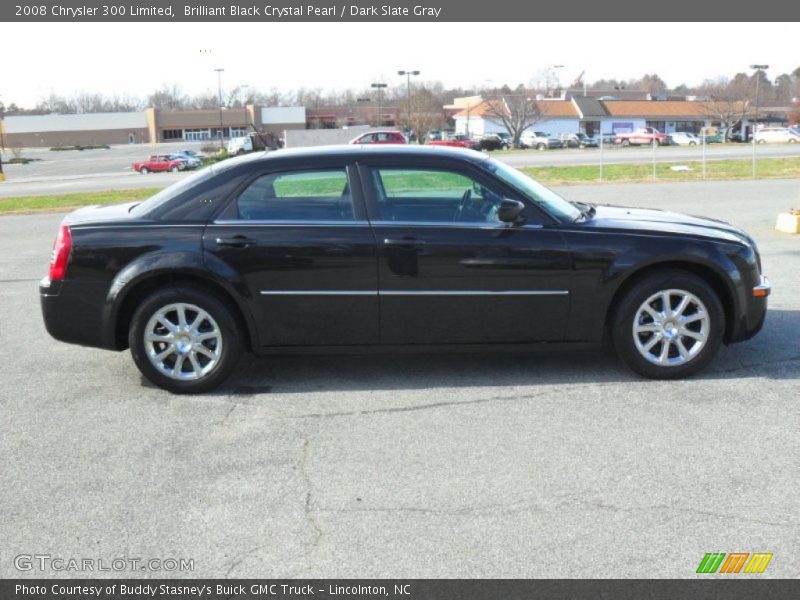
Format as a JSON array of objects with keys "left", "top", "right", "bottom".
[
  {"left": 129, "top": 287, "right": 243, "bottom": 393},
  {"left": 612, "top": 270, "right": 725, "bottom": 379}
]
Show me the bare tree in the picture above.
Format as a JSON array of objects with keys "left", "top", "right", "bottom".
[
  {"left": 147, "top": 85, "right": 189, "bottom": 111},
  {"left": 698, "top": 77, "right": 751, "bottom": 141},
  {"left": 401, "top": 86, "right": 446, "bottom": 141},
  {"left": 483, "top": 89, "right": 547, "bottom": 148}
]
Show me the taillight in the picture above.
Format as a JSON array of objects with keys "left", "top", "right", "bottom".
[{"left": 49, "top": 224, "right": 72, "bottom": 281}]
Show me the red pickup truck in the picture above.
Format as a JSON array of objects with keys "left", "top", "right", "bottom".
[
  {"left": 615, "top": 127, "right": 669, "bottom": 146},
  {"left": 428, "top": 133, "right": 481, "bottom": 150},
  {"left": 133, "top": 155, "right": 186, "bottom": 174}
]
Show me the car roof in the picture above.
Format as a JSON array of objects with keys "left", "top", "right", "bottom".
[
  {"left": 356, "top": 130, "right": 403, "bottom": 136},
  {"left": 236, "top": 144, "right": 491, "bottom": 165}
]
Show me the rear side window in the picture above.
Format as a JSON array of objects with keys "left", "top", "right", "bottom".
[{"left": 235, "top": 169, "right": 354, "bottom": 221}]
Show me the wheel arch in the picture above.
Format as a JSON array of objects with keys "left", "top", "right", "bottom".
[
  {"left": 109, "top": 269, "right": 257, "bottom": 352},
  {"left": 604, "top": 260, "right": 737, "bottom": 343}
]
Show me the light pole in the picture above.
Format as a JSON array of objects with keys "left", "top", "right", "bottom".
[
  {"left": 214, "top": 68, "right": 225, "bottom": 149},
  {"left": 552, "top": 64, "right": 564, "bottom": 97},
  {"left": 371, "top": 82, "right": 387, "bottom": 127},
  {"left": 750, "top": 64, "right": 769, "bottom": 178},
  {"left": 241, "top": 84, "right": 249, "bottom": 133},
  {"left": 0, "top": 97, "right": 5, "bottom": 182},
  {"left": 397, "top": 70, "right": 420, "bottom": 135}
]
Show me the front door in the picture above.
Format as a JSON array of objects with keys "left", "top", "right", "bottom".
[
  {"left": 204, "top": 164, "right": 379, "bottom": 347},
  {"left": 360, "top": 161, "right": 572, "bottom": 345}
]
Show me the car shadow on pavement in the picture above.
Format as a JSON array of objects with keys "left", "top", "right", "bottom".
[{"left": 197, "top": 308, "right": 799, "bottom": 397}]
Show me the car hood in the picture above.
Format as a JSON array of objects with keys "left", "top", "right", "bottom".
[{"left": 584, "top": 204, "right": 755, "bottom": 246}]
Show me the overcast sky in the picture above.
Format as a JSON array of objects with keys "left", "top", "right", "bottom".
[{"left": 2, "top": 22, "right": 797, "bottom": 107}]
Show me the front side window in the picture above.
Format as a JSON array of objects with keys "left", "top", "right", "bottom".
[
  {"left": 371, "top": 167, "right": 505, "bottom": 224},
  {"left": 486, "top": 158, "right": 580, "bottom": 222},
  {"left": 235, "top": 169, "right": 354, "bottom": 221}
]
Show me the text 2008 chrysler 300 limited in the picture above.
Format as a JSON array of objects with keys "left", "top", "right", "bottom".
[{"left": 40, "top": 146, "right": 769, "bottom": 393}]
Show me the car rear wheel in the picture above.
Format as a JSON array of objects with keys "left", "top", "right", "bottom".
[
  {"left": 612, "top": 270, "right": 724, "bottom": 379},
  {"left": 621, "top": 139, "right": 630, "bottom": 147},
  {"left": 129, "top": 287, "right": 243, "bottom": 393},
  {"left": 139, "top": 167, "right": 149, "bottom": 174},
  {"left": 536, "top": 143, "right": 546, "bottom": 151}
]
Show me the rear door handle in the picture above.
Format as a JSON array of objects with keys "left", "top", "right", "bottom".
[
  {"left": 384, "top": 237, "right": 427, "bottom": 246},
  {"left": 215, "top": 236, "right": 256, "bottom": 248}
]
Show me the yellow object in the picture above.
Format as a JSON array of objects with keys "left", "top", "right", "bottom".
[
  {"left": 0, "top": 172, "right": 5, "bottom": 182},
  {"left": 775, "top": 212, "right": 800, "bottom": 233}
]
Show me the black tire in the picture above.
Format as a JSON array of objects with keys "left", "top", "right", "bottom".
[
  {"left": 611, "top": 269, "right": 725, "bottom": 379},
  {"left": 129, "top": 286, "right": 243, "bottom": 393},
  {"left": 139, "top": 166, "right": 149, "bottom": 174},
  {"left": 170, "top": 165, "right": 179, "bottom": 173},
  {"left": 621, "top": 139, "right": 630, "bottom": 147},
  {"left": 536, "top": 143, "right": 546, "bottom": 151}
]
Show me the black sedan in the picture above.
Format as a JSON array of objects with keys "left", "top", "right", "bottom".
[
  {"left": 477, "top": 133, "right": 510, "bottom": 151},
  {"left": 40, "top": 146, "right": 770, "bottom": 393}
]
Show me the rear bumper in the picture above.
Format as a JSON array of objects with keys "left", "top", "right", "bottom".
[{"left": 40, "top": 277, "right": 116, "bottom": 350}]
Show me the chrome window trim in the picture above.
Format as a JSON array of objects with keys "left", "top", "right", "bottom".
[
  {"left": 212, "top": 219, "right": 370, "bottom": 226},
  {"left": 260, "top": 290, "right": 569, "bottom": 296},
  {"left": 370, "top": 220, "right": 544, "bottom": 230},
  {"left": 211, "top": 219, "right": 544, "bottom": 230}
]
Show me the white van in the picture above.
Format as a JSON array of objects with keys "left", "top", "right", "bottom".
[{"left": 754, "top": 128, "right": 800, "bottom": 144}]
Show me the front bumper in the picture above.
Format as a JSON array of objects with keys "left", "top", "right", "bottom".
[
  {"left": 729, "top": 275, "right": 770, "bottom": 343},
  {"left": 753, "top": 274, "right": 771, "bottom": 297}
]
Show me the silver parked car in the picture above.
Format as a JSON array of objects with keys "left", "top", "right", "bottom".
[{"left": 520, "top": 131, "right": 563, "bottom": 150}]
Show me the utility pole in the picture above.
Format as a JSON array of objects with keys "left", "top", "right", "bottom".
[
  {"left": 214, "top": 68, "right": 225, "bottom": 149},
  {"left": 0, "top": 99, "right": 5, "bottom": 183},
  {"left": 750, "top": 64, "right": 769, "bottom": 178}
]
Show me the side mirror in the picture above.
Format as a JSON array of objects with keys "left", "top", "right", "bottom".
[{"left": 497, "top": 199, "right": 526, "bottom": 224}]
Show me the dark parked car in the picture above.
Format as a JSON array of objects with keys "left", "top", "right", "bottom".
[
  {"left": 477, "top": 133, "right": 510, "bottom": 151},
  {"left": 41, "top": 146, "right": 770, "bottom": 393}
]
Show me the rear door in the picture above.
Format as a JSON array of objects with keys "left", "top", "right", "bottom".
[{"left": 204, "top": 161, "right": 379, "bottom": 347}]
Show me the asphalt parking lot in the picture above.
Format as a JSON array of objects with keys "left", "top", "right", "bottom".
[{"left": 0, "top": 179, "right": 798, "bottom": 578}]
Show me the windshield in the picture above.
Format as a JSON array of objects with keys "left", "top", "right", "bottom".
[{"left": 486, "top": 158, "right": 581, "bottom": 222}]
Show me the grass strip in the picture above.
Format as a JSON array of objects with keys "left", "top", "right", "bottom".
[{"left": 0, "top": 188, "right": 162, "bottom": 214}]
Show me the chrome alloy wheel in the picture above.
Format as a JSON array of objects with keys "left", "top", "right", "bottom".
[
  {"left": 144, "top": 303, "right": 222, "bottom": 380},
  {"left": 632, "top": 289, "right": 710, "bottom": 367}
]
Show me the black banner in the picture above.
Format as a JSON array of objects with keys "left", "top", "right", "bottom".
[
  {"left": 2, "top": 580, "right": 800, "bottom": 600},
  {"left": 3, "top": 0, "right": 800, "bottom": 22}
]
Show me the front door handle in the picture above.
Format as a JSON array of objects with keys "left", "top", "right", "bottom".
[
  {"left": 384, "top": 237, "right": 427, "bottom": 247},
  {"left": 215, "top": 235, "right": 256, "bottom": 248}
]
